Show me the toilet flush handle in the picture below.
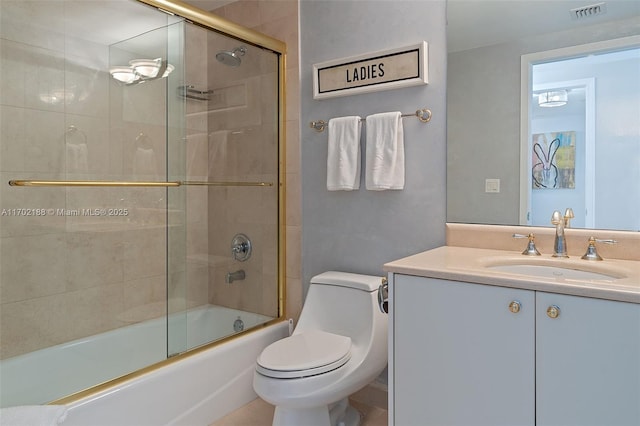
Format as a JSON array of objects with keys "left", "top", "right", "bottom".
[{"left": 378, "top": 278, "right": 389, "bottom": 314}]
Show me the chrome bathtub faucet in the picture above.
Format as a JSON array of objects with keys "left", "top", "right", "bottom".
[{"left": 226, "top": 270, "right": 246, "bottom": 284}]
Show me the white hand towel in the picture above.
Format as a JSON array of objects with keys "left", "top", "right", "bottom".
[
  {"left": 0, "top": 405, "right": 68, "bottom": 426},
  {"left": 327, "top": 116, "right": 362, "bottom": 191},
  {"left": 365, "top": 111, "right": 405, "bottom": 190}
]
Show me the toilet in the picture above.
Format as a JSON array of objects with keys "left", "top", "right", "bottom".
[{"left": 253, "top": 271, "right": 388, "bottom": 426}]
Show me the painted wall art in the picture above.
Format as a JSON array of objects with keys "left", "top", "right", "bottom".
[{"left": 532, "top": 131, "right": 576, "bottom": 189}]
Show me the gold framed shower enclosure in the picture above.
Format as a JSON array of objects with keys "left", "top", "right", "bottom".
[{"left": 0, "top": 0, "right": 287, "bottom": 408}]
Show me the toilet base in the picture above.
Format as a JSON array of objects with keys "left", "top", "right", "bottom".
[{"left": 271, "top": 398, "right": 361, "bottom": 426}]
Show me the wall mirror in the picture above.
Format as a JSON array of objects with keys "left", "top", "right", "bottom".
[{"left": 446, "top": 0, "right": 640, "bottom": 231}]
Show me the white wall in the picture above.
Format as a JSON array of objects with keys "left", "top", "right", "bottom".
[{"left": 299, "top": 0, "right": 448, "bottom": 290}]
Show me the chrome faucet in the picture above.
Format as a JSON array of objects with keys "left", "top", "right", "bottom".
[
  {"left": 225, "top": 269, "right": 245, "bottom": 284},
  {"left": 551, "top": 210, "right": 568, "bottom": 258},
  {"left": 581, "top": 237, "right": 618, "bottom": 261},
  {"left": 513, "top": 233, "right": 541, "bottom": 256}
]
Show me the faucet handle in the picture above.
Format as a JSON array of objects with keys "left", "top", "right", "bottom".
[
  {"left": 581, "top": 237, "right": 618, "bottom": 261},
  {"left": 563, "top": 208, "right": 574, "bottom": 228},
  {"left": 513, "top": 233, "right": 541, "bottom": 256}
]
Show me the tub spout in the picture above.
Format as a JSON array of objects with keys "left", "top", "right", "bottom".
[{"left": 226, "top": 270, "right": 245, "bottom": 284}]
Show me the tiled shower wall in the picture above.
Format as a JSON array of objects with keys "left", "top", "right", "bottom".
[
  {"left": 204, "top": 41, "right": 280, "bottom": 317},
  {"left": 212, "top": 0, "right": 302, "bottom": 321}
]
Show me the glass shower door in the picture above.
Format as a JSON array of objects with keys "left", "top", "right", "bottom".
[
  {"left": 0, "top": 0, "right": 186, "bottom": 406},
  {"left": 167, "top": 21, "right": 282, "bottom": 354}
]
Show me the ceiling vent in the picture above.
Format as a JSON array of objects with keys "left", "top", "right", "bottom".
[{"left": 570, "top": 2, "right": 607, "bottom": 20}]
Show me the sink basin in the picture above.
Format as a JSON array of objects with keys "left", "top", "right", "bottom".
[
  {"left": 480, "top": 255, "right": 628, "bottom": 282},
  {"left": 487, "top": 264, "right": 620, "bottom": 281}
]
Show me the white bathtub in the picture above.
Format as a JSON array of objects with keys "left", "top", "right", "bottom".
[{"left": 1, "top": 305, "right": 288, "bottom": 425}]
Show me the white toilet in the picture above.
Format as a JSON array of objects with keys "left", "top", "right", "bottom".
[{"left": 253, "top": 271, "right": 388, "bottom": 426}]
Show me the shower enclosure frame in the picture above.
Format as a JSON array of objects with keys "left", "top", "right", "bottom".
[{"left": 41, "top": 0, "right": 289, "bottom": 406}]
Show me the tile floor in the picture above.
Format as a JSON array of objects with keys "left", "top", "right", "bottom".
[{"left": 211, "top": 397, "right": 388, "bottom": 426}]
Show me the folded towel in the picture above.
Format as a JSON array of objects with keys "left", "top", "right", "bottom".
[
  {"left": 365, "top": 111, "right": 405, "bottom": 190},
  {"left": 0, "top": 405, "right": 68, "bottom": 426},
  {"left": 327, "top": 116, "right": 362, "bottom": 191}
]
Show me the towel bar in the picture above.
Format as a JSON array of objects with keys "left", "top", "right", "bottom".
[
  {"left": 310, "top": 108, "right": 432, "bottom": 132},
  {"left": 8, "top": 180, "right": 273, "bottom": 187}
]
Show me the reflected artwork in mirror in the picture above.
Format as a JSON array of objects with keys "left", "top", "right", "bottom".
[
  {"left": 521, "top": 42, "right": 640, "bottom": 231},
  {"left": 446, "top": 0, "right": 640, "bottom": 231}
]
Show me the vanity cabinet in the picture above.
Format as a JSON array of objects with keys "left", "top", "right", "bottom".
[
  {"left": 536, "top": 292, "right": 640, "bottom": 426},
  {"left": 391, "top": 275, "right": 535, "bottom": 426},
  {"left": 389, "top": 274, "right": 640, "bottom": 426}
]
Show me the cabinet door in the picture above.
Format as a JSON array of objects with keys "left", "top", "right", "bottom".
[
  {"left": 536, "top": 292, "right": 640, "bottom": 426},
  {"left": 392, "top": 275, "right": 535, "bottom": 426}
]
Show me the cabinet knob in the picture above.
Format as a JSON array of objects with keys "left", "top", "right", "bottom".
[
  {"left": 508, "top": 300, "right": 521, "bottom": 313},
  {"left": 547, "top": 305, "right": 561, "bottom": 319}
]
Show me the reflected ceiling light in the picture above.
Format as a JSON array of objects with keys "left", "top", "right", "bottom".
[
  {"left": 109, "top": 58, "right": 174, "bottom": 85},
  {"left": 129, "top": 58, "right": 162, "bottom": 78},
  {"left": 109, "top": 66, "right": 138, "bottom": 84},
  {"left": 538, "top": 90, "right": 568, "bottom": 107},
  {"left": 162, "top": 64, "right": 174, "bottom": 78}
]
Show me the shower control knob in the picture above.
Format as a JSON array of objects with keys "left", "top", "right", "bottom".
[
  {"left": 508, "top": 300, "right": 521, "bottom": 314},
  {"left": 231, "top": 233, "right": 252, "bottom": 262}
]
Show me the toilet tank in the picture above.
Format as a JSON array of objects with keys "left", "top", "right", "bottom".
[{"left": 294, "top": 271, "right": 385, "bottom": 344}]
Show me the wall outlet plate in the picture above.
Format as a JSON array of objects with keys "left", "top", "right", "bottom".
[{"left": 485, "top": 178, "right": 500, "bottom": 193}]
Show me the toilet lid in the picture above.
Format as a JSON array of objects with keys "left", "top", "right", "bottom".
[{"left": 256, "top": 330, "right": 352, "bottom": 379}]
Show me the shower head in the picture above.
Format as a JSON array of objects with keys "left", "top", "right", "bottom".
[{"left": 216, "top": 46, "right": 246, "bottom": 67}]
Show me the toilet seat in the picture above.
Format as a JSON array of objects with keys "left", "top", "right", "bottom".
[{"left": 256, "top": 330, "right": 352, "bottom": 379}]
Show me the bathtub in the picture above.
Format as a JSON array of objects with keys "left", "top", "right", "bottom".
[{"left": 1, "top": 305, "right": 289, "bottom": 425}]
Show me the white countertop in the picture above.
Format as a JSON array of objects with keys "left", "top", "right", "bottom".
[{"left": 384, "top": 246, "right": 640, "bottom": 304}]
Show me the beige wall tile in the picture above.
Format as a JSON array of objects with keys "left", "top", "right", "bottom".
[
  {"left": 0, "top": 40, "right": 27, "bottom": 108},
  {"left": 122, "top": 275, "right": 166, "bottom": 317},
  {"left": 65, "top": 230, "right": 125, "bottom": 291},
  {"left": 220, "top": 1, "right": 262, "bottom": 29},
  {"left": 122, "top": 228, "right": 167, "bottom": 281},
  {"left": 0, "top": 233, "right": 67, "bottom": 304},
  {"left": 0, "top": 1, "right": 65, "bottom": 51}
]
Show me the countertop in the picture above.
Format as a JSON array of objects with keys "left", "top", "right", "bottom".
[{"left": 384, "top": 246, "right": 640, "bottom": 304}]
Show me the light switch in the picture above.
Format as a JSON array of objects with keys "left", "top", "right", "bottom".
[{"left": 485, "top": 178, "right": 500, "bottom": 193}]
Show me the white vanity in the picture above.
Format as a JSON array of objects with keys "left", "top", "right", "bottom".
[{"left": 384, "top": 244, "right": 640, "bottom": 426}]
